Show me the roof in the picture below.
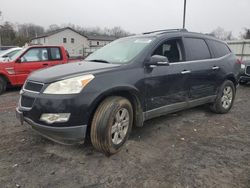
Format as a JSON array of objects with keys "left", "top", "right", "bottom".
[
  {"left": 86, "top": 35, "right": 117, "bottom": 41},
  {"left": 31, "top": 27, "right": 117, "bottom": 42},
  {"left": 31, "top": 27, "right": 88, "bottom": 40}
]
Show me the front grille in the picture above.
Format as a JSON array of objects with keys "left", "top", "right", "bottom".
[
  {"left": 246, "top": 66, "right": 250, "bottom": 76},
  {"left": 21, "top": 96, "right": 35, "bottom": 108},
  {"left": 24, "top": 81, "right": 43, "bottom": 93}
]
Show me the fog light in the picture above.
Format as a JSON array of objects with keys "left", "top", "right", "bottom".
[{"left": 40, "top": 113, "right": 70, "bottom": 124}]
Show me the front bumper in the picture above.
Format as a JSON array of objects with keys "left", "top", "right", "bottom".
[{"left": 16, "top": 108, "right": 87, "bottom": 145}]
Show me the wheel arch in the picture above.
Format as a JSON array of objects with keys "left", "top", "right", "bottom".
[
  {"left": 225, "top": 74, "right": 238, "bottom": 87},
  {"left": 0, "top": 72, "right": 10, "bottom": 84},
  {"left": 87, "top": 86, "right": 144, "bottom": 133}
]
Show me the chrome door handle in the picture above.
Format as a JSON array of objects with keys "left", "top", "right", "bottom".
[
  {"left": 181, "top": 70, "right": 191, "bottom": 74},
  {"left": 212, "top": 66, "right": 220, "bottom": 70}
]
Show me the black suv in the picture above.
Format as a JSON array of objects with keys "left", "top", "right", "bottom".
[{"left": 16, "top": 29, "right": 241, "bottom": 155}]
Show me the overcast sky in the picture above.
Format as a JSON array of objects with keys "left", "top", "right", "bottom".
[{"left": 1, "top": 0, "right": 250, "bottom": 37}]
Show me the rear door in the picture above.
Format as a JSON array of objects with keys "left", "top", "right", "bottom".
[
  {"left": 14, "top": 47, "right": 50, "bottom": 84},
  {"left": 206, "top": 39, "right": 232, "bottom": 87},
  {"left": 183, "top": 37, "right": 218, "bottom": 100}
]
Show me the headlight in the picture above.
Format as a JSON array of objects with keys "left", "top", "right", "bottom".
[{"left": 43, "top": 74, "right": 95, "bottom": 94}]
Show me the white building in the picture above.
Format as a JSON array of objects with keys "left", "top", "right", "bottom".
[
  {"left": 86, "top": 35, "right": 117, "bottom": 54},
  {"left": 227, "top": 39, "right": 250, "bottom": 61},
  {"left": 31, "top": 27, "right": 116, "bottom": 57}
]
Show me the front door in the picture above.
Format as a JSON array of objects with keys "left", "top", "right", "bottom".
[
  {"left": 144, "top": 38, "right": 191, "bottom": 119},
  {"left": 14, "top": 47, "right": 51, "bottom": 85}
]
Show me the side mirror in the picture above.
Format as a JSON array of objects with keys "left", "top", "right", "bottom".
[
  {"left": 15, "top": 58, "right": 21, "bottom": 63},
  {"left": 146, "top": 55, "right": 169, "bottom": 67}
]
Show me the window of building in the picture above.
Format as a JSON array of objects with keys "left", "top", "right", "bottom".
[
  {"left": 97, "top": 41, "right": 99, "bottom": 45},
  {"left": 184, "top": 38, "right": 211, "bottom": 61},
  {"left": 71, "top": 38, "right": 74, "bottom": 43},
  {"left": 63, "top": 38, "right": 67, "bottom": 43}
]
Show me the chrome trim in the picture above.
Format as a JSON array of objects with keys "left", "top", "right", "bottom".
[
  {"left": 23, "top": 88, "right": 40, "bottom": 94},
  {"left": 19, "top": 96, "right": 33, "bottom": 111},
  {"left": 23, "top": 80, "right": 44, "bottom": 94},
  {"left": 181, "top": 70, "right": 191, "bottom": 74},
  {"left": 212, "top": 66, "right": 220, "bottom": 70},
  {"left": 168, "top": 54, "right": 231, "bottom": 65}
]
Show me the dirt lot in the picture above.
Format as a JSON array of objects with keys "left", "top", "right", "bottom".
[{"left": 0, "top": 86, "right": 250, "bottom": 188}]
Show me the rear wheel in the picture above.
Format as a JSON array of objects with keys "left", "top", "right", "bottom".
[
  {"left": 0, "top": 76, "right": 7, "bottom": 95},
  {"left": 90, "top": 96, "right": 133, "bottom": 156},
  {"left": 210, "top": 80, "right": 235, "bottom": 114}
]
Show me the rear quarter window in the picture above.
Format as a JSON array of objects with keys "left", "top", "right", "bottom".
[
  {"left": 184, "top": 38, "right": 211, "bottom": 61},
  {"left": 50, "top": 47, "right": 62, "bottom": 60},
  {"left": 207, "top": 40, "right": 231, "bottom": 58}
]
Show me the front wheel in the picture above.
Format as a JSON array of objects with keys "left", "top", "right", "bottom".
[
  {"left": 210, "top": 80, "right": 235, "bottom": 114},
  {"left": 90, "top": 96, "right": 133, "bottom": 156}
]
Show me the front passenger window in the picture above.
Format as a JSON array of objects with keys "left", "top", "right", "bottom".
[
  {"left": 152, "top": 39, "right": 183, "bottom": 63},
  {"left": 21, "top": 48, "right": 48, "bottom": 62}
]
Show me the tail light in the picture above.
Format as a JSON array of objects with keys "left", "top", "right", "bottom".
[
  {"left": 237, "top": 59, "right": 246, "bottom": 69},
  {"left": 236, "top": 59, "right": 243, "bottom": 64}
]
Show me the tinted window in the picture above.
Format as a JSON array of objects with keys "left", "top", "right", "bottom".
[
  {"left": 50, "top": 47, "right": 62, "bottom": 60},
  {"left": 21, "top": 48, "right": 48, "bottom": 62},
  {"left": 184, "top": 38, "right": 211, "bottom": 61},
  {"left": 207, "top": 40, "right": 231, "bottom": 58},
  {"left": 152, "top": 39, "right": 183, "bottom": 63}
]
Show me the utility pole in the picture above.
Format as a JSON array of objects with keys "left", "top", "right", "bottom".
[
  {"left": 0, "top": 25, "right": 3, "bottom": 46},
  {"left": 183, "top": 0, "right": 187, "bottom": 29}
]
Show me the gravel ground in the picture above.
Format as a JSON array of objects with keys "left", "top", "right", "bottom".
[{"left": 0, "top": 86, "right": 250, "bottom": 188}]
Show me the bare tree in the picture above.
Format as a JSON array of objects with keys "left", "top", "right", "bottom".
[
  {"left": 47, "top": 24, "right": 60, "bottom": 32},
  {"left": 210, "top": 27, "right": 233, "bottom": 40},
  {"left": 0, "top": 22, "right": 16, "bottom": 45},
  {"left": 17, "top": 23, "right": 44, "bottom": 38},
  {"left": 242, "top": 28, "right": 250, "bottom": 39}
]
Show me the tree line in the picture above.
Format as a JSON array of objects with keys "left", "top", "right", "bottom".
[{"left": 0, "top": 21, "right": 131, "bottom": 46}]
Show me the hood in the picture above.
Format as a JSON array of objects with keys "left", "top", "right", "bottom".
[{"left": 28, "top": 61, "right": 120, "bottom": 83}]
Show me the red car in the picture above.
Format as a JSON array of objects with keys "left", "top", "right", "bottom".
[{"left": 0, "top": 46, "right": 76, "bottom": 94}]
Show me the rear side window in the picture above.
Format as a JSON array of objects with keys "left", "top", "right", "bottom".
[
  {"left": 207, "top": 40, "right": 231, "bottom": 58},
  {"left": 50, "top": 47, "right": 62, "bottom": 60},
  {"left": 184, "top": 38, "right": 211, "bottom": 61}
]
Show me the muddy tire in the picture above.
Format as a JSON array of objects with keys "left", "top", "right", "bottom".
[
  {"left": 210, "top": 80, "right": 235, "bottom": 114},
  {"left": 0, "top": 76, "right": 7, "bottom": 95},
  {"left": 90, "top": 96, "right": 133, "bottom": 156}
]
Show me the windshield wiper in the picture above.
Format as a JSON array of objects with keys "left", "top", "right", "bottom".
[{"left": 88, "top": 59, "right": 110, "bottom": 64}]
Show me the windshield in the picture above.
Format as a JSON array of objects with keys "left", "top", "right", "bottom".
[
  {"left": 10, "top": 47, "right": 27, "bottom": 61},
  {"left": 85, "top": 37, "right": 154, "bottom": 64}
]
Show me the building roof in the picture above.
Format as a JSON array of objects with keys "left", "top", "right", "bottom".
[
  {"left": 31, "top": 27, "right": 87, "bottom": 40},
  {"left": 86, "top": 35, "right": 117, "bottom": 41},
  {"left": 31, "top": 27, "right": 117, "bottom": 42}
]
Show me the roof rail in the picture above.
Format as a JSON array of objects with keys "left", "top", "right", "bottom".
[{"left": 143, "top": 28, "right": 188, "bottom": 35}]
